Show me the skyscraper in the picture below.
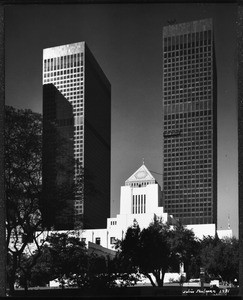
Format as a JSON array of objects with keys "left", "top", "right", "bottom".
[
  {"left": 162, "top": 19, "right": 217, "bottom": 225},
  {"left": 42, "top": 42, "right": 111, "bottom": 229}
]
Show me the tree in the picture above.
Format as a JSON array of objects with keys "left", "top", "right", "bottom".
[
  {"left": 117, "top": 217, "right": 200, "bottom": 287},
  {"left": 199, "top": 235, "right": 221, "bottom": 280},
  {"left": 5, "top": 106, "right": 87, "bottom": 292},
  {"left": 138, "top": 217, "right": 172, "bottom": 286},
  {"left": 118, "top": 217, "right": 173, "bottom": 287},
  {"left": 114, "top": 220, "right": 142, "bottom": 286},
  {"left": 43, "top": 232, "right": 88, "bottom": 288},
  {"left": 85, "top": 253, "right": 118, "bottom": 289},
  {"left": 28, "top": 232, "right": 119, "bottom": 290},
  {"left": 5, "top": 106, "right": 43, "bottom": 293},
  {"left": 21, "top": 245, "right": 53, "bottom": 288},
  {"left": 168, "top": 222, "right": 200, "bottom": 279},
  {"left": 117, "top": 220, "right": 141, "bottom": 274},
  {"left": 200, "top": 236, "right": 239, "bottom": 283}
]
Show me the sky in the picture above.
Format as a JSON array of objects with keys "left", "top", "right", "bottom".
[{"left": 5, "top": 3, "right": 239, "bottom": 236}]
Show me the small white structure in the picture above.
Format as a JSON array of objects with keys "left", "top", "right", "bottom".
[
  {"left": 217, "top": 229, "right": 233, "bottom": 239},
  {"left": 186, "top": 224, "right": 216, "bottom": 240},
  {"left": 216, "top": 215, "right": 233, "bottom": 239}
]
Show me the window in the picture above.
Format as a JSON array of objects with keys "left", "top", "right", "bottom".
[
  {"left": 95, "top": 237, "right": 101, "bottom": 245},
  {"left": 110, "top": 237, "right": 116, "bottom": 244},
  {"left": 132, "top": 194, "right": 146, "bottom": 214}
]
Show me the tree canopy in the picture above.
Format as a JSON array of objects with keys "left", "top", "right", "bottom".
[
  {"left": 200, "top": 236, "right": 239, "bottom": 283},
  {"left": 5, "top": 106, "right": 43, "bottom": 292},
  {"left": 115, "top": 217, "right": 240, "bottom": 287},
  {"left": 117, "top": 217, "right": 199, "bottom": 287}
]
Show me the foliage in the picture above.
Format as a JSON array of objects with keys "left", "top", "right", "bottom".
[
  {"left": 14, "top": 249, "right": 51, "bottom": 288},
  {"left": 113, "top": 221, "right": 142, "bottom": 287},
  {"left": 116, "top": 220, "right": 141, "bottom": 274},
  {"left": 84, "top": 253, "right": 119, "bottom": 289},
  {"left": 25, "top": 247, "right": 53, "bottom": 287},
  {"left": 117, "top": 218, "right": 168, "bottom": 286},
  {"left": 117, "top": 217, "right": 201, "bottom": 287},
  {"left": 199, "top": 236, "right": 239, "bottom": 283},
  {"left": 5, "top": 106, "right": 43, "bottom": 292},
  {"left": 138, "top": 217, "right": 172, "bottom": 286},
  {"left": 168, "top": 222, "right": 200, "bottom": 278},
  {"left": 20, "top": 232, "right": 120, "bottom": 289},
  {"left": 4, "top": 105, "right": 101, "bottom": 292},
  {"left": 44, "top": 232, "right": 88, "bottom": 287}
]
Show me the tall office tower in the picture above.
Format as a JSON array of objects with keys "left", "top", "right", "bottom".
[
  {"left": 43, "top": 42, "right": 111, "bottom": 229},
  {"left": 162, "top": 19, "right": 217, "bottom": 225}
]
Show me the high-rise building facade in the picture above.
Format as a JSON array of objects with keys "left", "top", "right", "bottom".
[
  {"left": 162, "top": 19, "right": 217, "bottom": 225},
  {"left": 42, "top": 42, "right": 111, "bottom": 229}
]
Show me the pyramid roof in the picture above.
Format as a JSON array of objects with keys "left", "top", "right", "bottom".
[{"left": 125, "top": 163, "right": 156, "bottom": 184}]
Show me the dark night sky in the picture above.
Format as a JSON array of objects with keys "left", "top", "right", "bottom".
[{"left": 5, "top": 3, "right": 238, "bottom": 236}]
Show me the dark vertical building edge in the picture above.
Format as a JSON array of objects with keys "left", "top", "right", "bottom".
[
  {"left": 0, "top": 4, "right": 6, "bottom": 297},
  {"left": 84, "top": 43, "right": 111, "bottom": 229},
  {"left": 42, "top": 84, "right": 75, "bottom": 230},
  {"left": 238, "top": 3, "right": 243, "bottom": 296}
]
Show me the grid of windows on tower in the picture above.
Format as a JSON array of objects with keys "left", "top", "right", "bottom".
[
  {"left": 163, "top": 27, "right": 215, "bottom": 224},
  {"left": 43, "top": 52, "right": 85, "bottom": 216}
]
